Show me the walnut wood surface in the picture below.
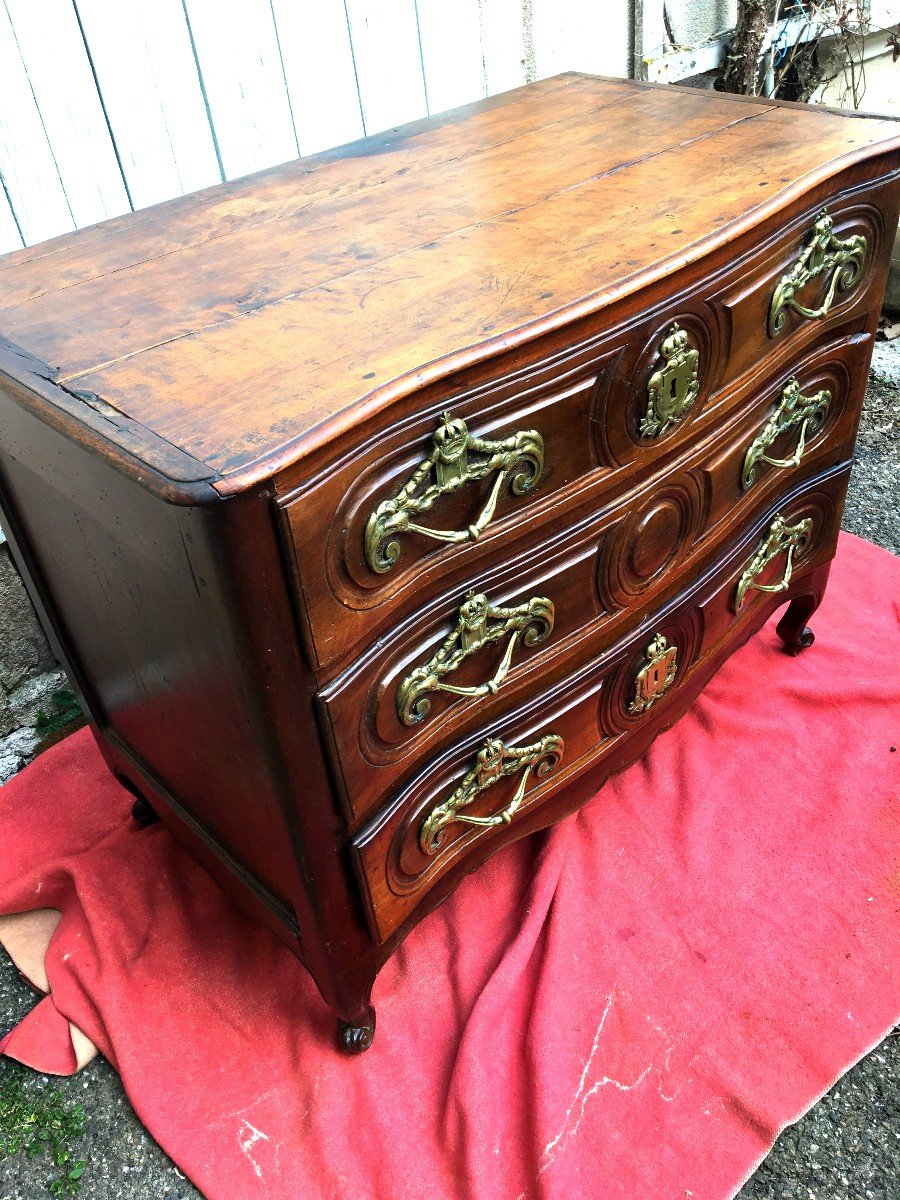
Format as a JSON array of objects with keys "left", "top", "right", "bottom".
[
  {"left": 0, "top": 77, "right": 897, "bottom": 1049},
  {"left": 281, "top": 180, "right": 889, "bottom": 676},
  {"left": 353, "top": 463, "right": 849, "bottom": 943},
  {"left": 319, "top": 333, "right": 869, "bottom": 824},
  {"left": 0, "top": 74, "right": 898, "bottom": 492}
]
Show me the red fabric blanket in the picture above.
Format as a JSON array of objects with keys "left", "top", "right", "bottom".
[{"left": 1, "top": 531, "right": 899, "bottom": 1200}]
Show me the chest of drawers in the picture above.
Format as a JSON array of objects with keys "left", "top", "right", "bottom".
[{"left": 1, "top": 75, "right": 898, "bottom": 1052}]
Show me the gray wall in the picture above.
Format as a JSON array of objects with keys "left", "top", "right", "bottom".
[{"left": 667, "top": 0, "right": 738, "bottom": 47}]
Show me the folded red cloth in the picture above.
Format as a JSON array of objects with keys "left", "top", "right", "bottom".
[{"left": 1, "top": 531, "right": 898, "bottom": 1200}]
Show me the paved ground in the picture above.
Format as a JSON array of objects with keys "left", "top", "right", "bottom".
[{"left": 1, "top": 341, "right": 898, "bottom": 1199}]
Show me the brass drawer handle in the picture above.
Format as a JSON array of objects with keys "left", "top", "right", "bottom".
[
  {"left": 741, "top": 378, "right": 831, "bottom": 490},
  {"left": 734, "top": 513, "right": 812, "bottom": 611},
  {"left": 768, "top": 209, "right": 867, "bottom": 337},
  {"left": 397, "top": 591, "right": 554, "bottom": 726},
  {"left": 419, "top": 733, "right": 564, "bottom": 855},
  {"left": 364, "top": 413, "right": 544, "bottom": 574},
  {"left": 627, "top": 634, "right": 678, "bottom": 715}
]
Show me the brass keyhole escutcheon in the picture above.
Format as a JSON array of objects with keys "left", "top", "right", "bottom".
[
  {"left": 628, "top": 633, "right": 678, "bottom": 715},
  {"left": 640, "top": 323, "right": 700, "bottom": 439}
]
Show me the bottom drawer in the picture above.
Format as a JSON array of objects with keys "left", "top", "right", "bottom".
[{"left": 353, "top": 463, "right": 849, "bottom": 944}]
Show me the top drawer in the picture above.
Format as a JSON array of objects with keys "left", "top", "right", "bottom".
[{"left": 278, "top": 186, "right": 893, "bottom": 673}]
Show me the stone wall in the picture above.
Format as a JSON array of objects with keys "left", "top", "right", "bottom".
[{"left": 0, "top": 534, "right": 66, "bottom": 782}]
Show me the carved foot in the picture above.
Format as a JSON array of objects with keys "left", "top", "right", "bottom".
[
  {"left": 337, "top": 1006, "right": 376, "bottom": 1054},
  {"left": 131, "top": 795, "right": 160, "bottom": 826},
  {"left": 774, "top": 561, "right": 831, "bottom": 657},
  {"left": 781, "top": 624, "right": 815, "bottom": 657}
]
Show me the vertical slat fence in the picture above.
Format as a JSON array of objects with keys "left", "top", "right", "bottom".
[
  {"left": 344, "top": 0, "right": 429, "bottom": 135},
  {"left": 181, "top": 0, "right": 299, "bottom": 181},
  {"left": 0, "top": 0, "right": 76, "bottom": 245},
  {"left": 0, "top": 180, "right": 23, "bottom": 254},
  {"left": 0, "top": 0, "right": 635, "bottom": 250},
  {"left": 413, "top": 0, "right": 486, "bottom": 116},
  {"left": 269, "top": 1, "right": 365, "bottom": 154},
  {"left": 479, "top": 0, "right": 530, "bottom": 95},
  {"left": 72, "top": 0, "right": 223, "bottom": 209},
  {"left": 4, "top": 0, "right": 130, "bottom": 229}
]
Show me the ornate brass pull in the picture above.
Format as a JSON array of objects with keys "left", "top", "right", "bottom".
[
  {"left": 397, "top": 591, "right": 554, "bottom": 726},
  {"left": 628, "top": 634, "right": 678, "bottom": 715},
  {"left": 364, "top": 413, "right": 544, "bottom": 574},
  {"left": 741, "top": 378, "right": 831, "bottom": 490},
  {"left": 768, "top": 209, "right": 867, "bottom": 338},
  {"left": 734, "top": 513, "right": 813, "bottom": 611},
  {"left": 419, "top": 733, "right": 564, "bottom": 855},
  {"left": 640, "top": 323, "right": 700, "bottom": 439}
]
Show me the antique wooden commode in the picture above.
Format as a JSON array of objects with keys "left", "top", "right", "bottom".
[{"left": 1, "top": 76, "right": 898, "bottom": 1051}]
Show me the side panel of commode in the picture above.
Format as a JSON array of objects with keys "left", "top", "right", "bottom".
[{"left": 0, "top": 383, "right": 379, "bottom": 1020}]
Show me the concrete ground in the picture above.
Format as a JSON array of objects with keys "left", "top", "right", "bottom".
[{"left": 1, "top": 341, "right": 898, "bottom": 1199}]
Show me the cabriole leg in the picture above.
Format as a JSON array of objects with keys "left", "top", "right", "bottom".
[{"left": 776, "top": 560, "right": 831, "bottom": 657}]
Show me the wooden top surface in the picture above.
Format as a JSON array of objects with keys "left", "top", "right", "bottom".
[{"left": 1, "top": 73, "right": 898, "bottom": 495}]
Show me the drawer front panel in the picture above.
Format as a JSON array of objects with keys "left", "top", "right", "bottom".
[
  {"left": 319, "top": 333, "right": 869, "bottom": 823},
  {"left": 352, "top": 464, "right": 849, "bottom": 944},
  {"left": 711, "top": 200, "right": 888, "bottom": 386},
  {"left": 279, "top": 183, "right": 892, "bottom": 675}
]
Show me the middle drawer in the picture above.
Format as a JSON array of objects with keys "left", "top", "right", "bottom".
[{"left": 318, "top": 332, "right": 869, "bottom": 824}]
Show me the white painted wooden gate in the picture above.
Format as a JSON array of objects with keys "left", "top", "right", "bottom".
[{"left": 0, "top": 0, "right": 633, "bottom": 252}]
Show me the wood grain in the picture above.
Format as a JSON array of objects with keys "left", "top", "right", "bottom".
[
  {"left": 0, "top": 74, "right": 607, "bottom": 301},
  {"left": 353, "top": 466, "right": 849, "bottom": 944},
  {"left": 278, "top": 188, "right": 887, "bottom": 676},
  {"left": 0, "top": 77, "right": 896, "bottom": 1049},
  {"left": 5, "top": 84, "right": 717, "bottom": 376},
  {"left": 318, "top": 334, "right": 869, "bottom": 824},
  {"left": 0, "top": 76, "right": 897, "bottom": 490}
]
